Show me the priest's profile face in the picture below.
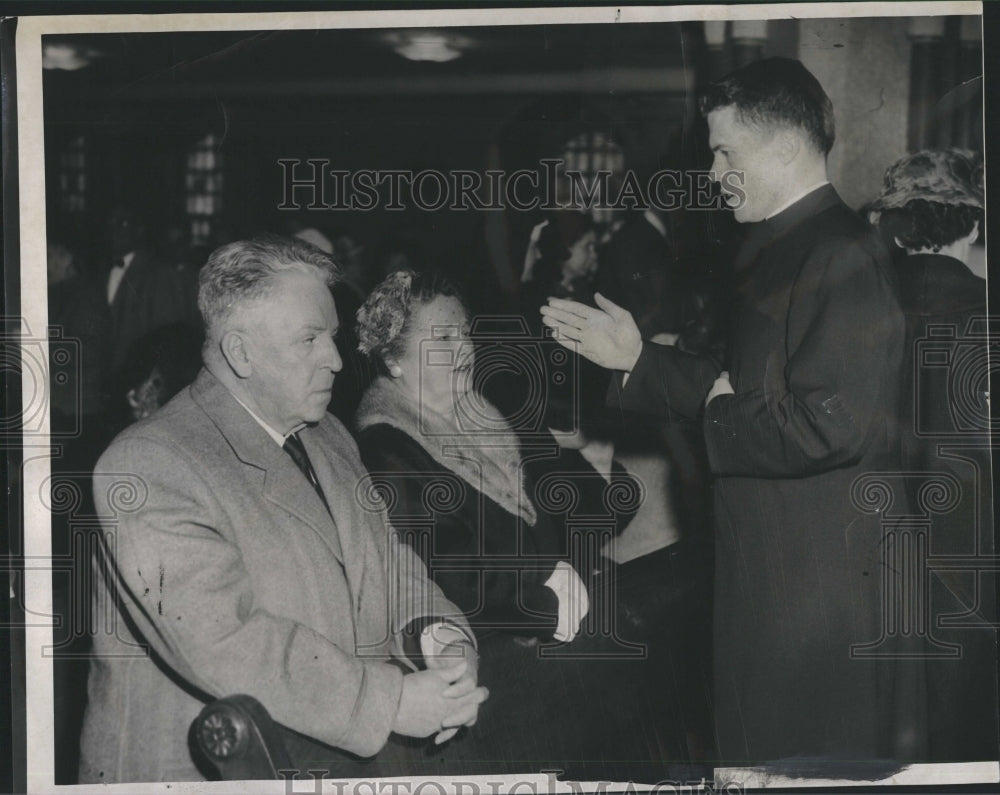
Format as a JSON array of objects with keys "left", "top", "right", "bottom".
[
  {"left": 707, "top": 104, "right": 787, "bottom": 223},
  {"left": 239, "top": 266, "right": 343, "bottom": 433}
]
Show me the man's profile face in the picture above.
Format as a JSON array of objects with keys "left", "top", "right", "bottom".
[
  {"left": 707, "top": 105, "right": 785, "bottom": 223},
  {"left": 241, "top": 267, "right": 342, "bottom": 434}
]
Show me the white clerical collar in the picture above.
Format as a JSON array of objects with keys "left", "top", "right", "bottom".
[
  {"left": 643, "top": 209, "right": 668, "bottom": 239},
  {"left": 765, "top": 180, "right": 830, "bottom": 221},
  {"left": 230, "top": 392, "right": 302, "bottom": 447}
]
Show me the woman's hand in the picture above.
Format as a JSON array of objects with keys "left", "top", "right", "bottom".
[
  {"left": 544, "top": 561, "right": 590, "bottom": 643},
  {"left": 706, "top": 371, "right": 734, "bottom": 406}
]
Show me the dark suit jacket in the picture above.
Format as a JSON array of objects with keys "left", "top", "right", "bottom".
[
  {"left": 108, "top": 248, "right": 195, "bottom": 374},
  {"left": 611, "top": 185, "right": 910, "bottom": 762},
  {"left": 80, "top": 369, "right": 468, "bottom": 782}
]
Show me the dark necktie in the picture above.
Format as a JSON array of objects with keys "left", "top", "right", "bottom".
[{"left": 282, "top": 432, "right": 331, "bottom": 514}]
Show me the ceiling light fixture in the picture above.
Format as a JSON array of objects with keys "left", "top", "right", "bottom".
[
  {"left": 379, "top": 30, "right": 473, "bottom": 63},
  {"left": 42, "top": 41, "right": 105, "bottom": 71}
]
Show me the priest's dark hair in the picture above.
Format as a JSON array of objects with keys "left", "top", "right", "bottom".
[{"left": 699, "top": 57, "right": 835, "bottom": 156}]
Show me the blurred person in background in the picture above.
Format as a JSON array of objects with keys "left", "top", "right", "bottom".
[
  {"left": 518, "top": 210, "right": 607, "bottom": 439},
  {"left": 328, "top": 233, "right": 376, "bottom": 423},
  {"left": 48, "top": 232, "right": 111, "bottom": 453},
  {"left": 114, "top": 323, "right": 204, "bottom": 429},
  {"left": 284, "top": 213, "right": 377, "bottom": 422},
  {"left": 104, "top": 205, "right": 197, "bottom": 381},
  {"left": 520, "top": 210, "right": 600, "bottom": 308}
]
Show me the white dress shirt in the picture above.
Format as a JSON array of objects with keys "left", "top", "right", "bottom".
[
  {"left": 106, "top": 250, "right": 135, "bottom": 306},
  {"left": 643, "top": 208, "right": 668, "bottom": 239},
  {"left": 231, "top": 393, "right": 299, "bottom": 446}
]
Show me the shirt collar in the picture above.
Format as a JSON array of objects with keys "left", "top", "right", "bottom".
[
  {"left": 765, "top": 180, "right": 830, "bottom": 221},
  {"left": 229, "top": 391, "right": 302, "bottom": 447},
  {"left": 120, "top": 251, "right": 136, "bottom": 269}
]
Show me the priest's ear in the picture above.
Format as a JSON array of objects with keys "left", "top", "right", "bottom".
[
  {"left": 773, "top": 129, "right": 801, "bottom": 166},
  {"left": 220, "top": 330, "right": 253, "bottom": 379}
]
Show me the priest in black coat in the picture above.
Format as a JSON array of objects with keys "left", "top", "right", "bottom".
[{"left": 542, "top": 58, "right": 910, "bottom": 766}]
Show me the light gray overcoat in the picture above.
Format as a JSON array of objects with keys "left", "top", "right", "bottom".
[{"left": 80, "top": 368, "right": 467, "bottom": 782}]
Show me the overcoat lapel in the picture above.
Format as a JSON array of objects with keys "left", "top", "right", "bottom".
[
  {"left": 190, "top": 369, "right": 345, "bottom": 565},
  {"left": 263, "top": 454, "right": 345, "bottom": 563}
]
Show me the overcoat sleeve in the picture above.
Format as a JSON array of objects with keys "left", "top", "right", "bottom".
[
  {"left": 92, "top": 435, "right": 403, "bottom": 759},
  {"left": 357, "top": 425, "right": 560, "bottom": 638},
  {"left": 703, "top": 236, "right": 904, "bottom": 478},
  {"left": 606, "top": 340, "right": 722, "bottom": 421}
]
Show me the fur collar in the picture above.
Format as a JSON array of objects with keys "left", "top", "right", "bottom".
[{"left": 356, "top": 377, "right": 537, "bottom": 525}]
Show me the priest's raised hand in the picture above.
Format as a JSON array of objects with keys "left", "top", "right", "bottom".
[{"left": 540, "top": 292, "right": 643, "bottom": 373}]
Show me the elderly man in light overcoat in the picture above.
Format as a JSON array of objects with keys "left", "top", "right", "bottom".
[{"left": 80, "top": 236, "right": 485, "bottom": 783}]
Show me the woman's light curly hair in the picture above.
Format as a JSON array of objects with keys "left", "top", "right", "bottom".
[{"left": 356, "top": 269, "right": 463, "bottom": 366}]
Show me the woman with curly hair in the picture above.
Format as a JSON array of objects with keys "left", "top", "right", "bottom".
[
  {"left": 869, "top": 149, "right": 995, "bottom": 762},
  {"left": 352, "top": 270, "right": 704, "bottom": 780}
]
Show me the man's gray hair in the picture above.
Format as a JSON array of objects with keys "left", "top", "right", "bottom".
[{"left": 198, "top": 235, "right": 340, "bottom": 337}]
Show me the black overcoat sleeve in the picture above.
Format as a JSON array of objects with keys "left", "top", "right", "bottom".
[
  {"left": 357, "top": 425, "right": 560, "bottom": 638},
  {"left": 606, "top": 340, "right": 722, "bottom": 421},
  {"left": 703, "top": 235, "right": 904, "bottom": 478}
]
